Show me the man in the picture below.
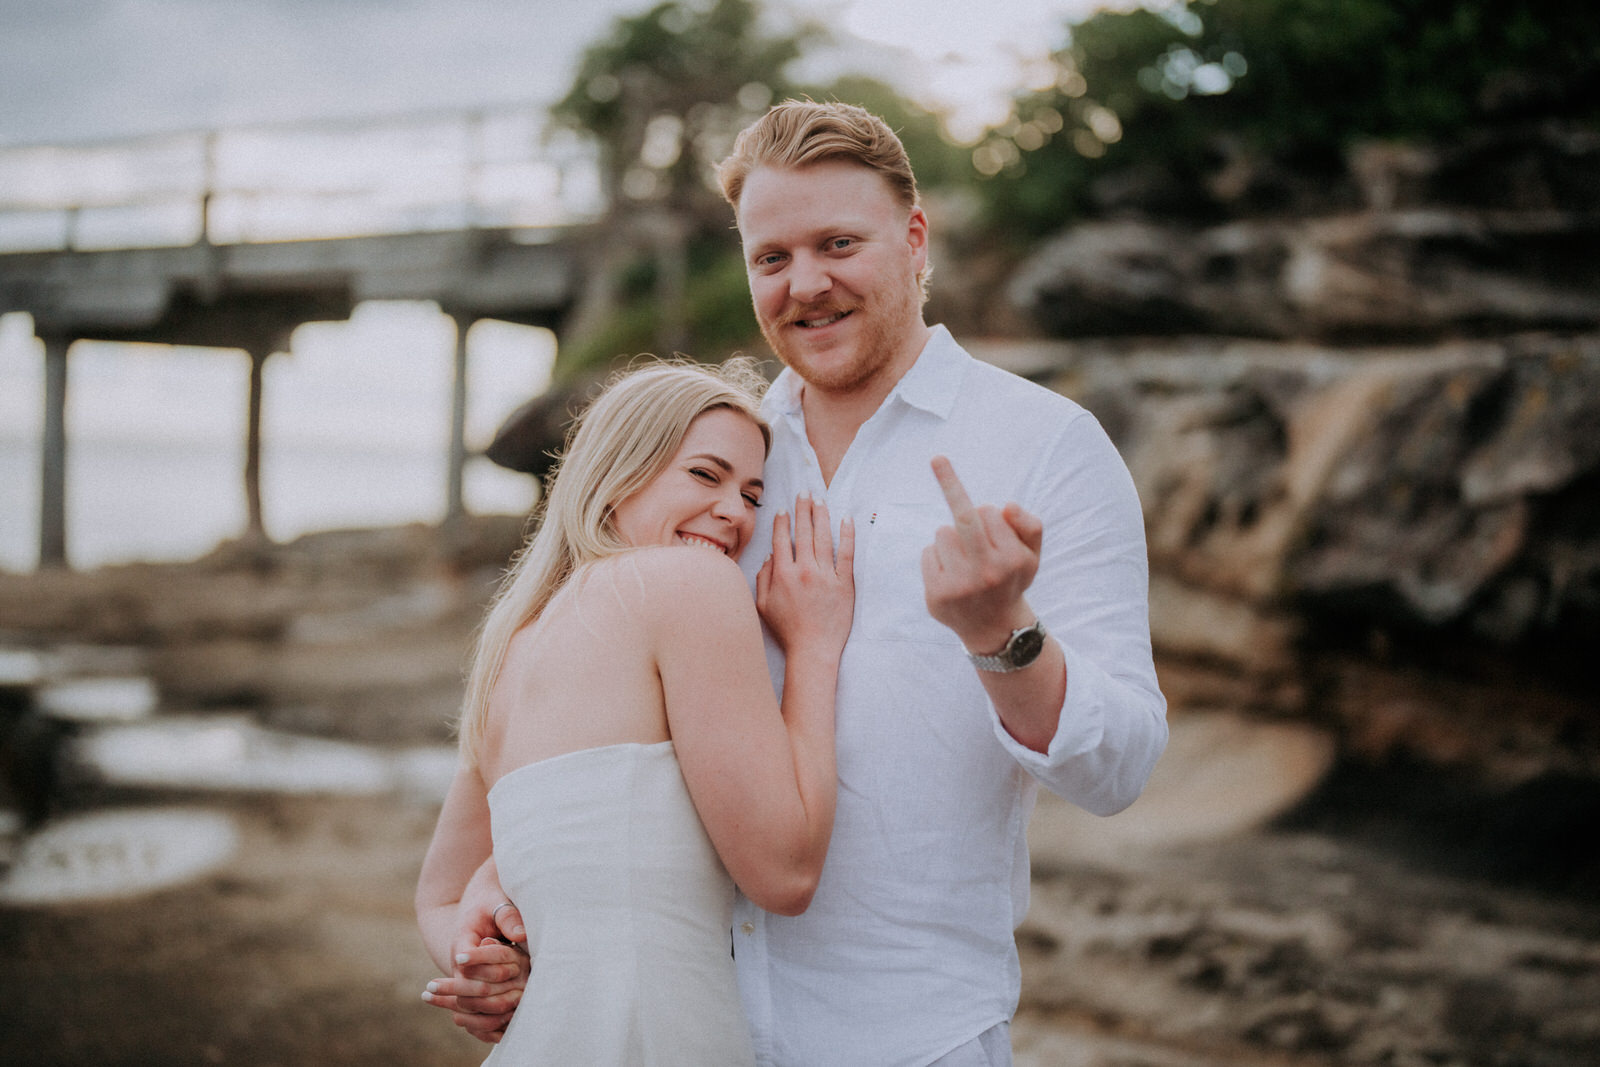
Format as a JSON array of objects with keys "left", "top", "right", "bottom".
[{"left": 425, "top": 100, "right": 1167, "bottom": 1066}]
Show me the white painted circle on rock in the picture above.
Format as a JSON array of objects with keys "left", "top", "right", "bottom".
[{"left": 0, "top": 807, "right": 239, "bottom": 905}]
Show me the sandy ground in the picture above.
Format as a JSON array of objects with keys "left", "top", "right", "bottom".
[
  {"left": 1, "top": 526, "right": 1597, "bottom": 1066},
  {"left": 1, "top": 792, "right": 482, "bottom": 1067}
]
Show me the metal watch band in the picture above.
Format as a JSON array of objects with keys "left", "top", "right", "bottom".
[{"left": 965, "top": 620, "right": 1047, "bottom": 673}]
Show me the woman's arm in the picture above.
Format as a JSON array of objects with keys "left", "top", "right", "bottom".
[
  {"left": 416, "top": 758, "right": 496, "bottom": 971},
  {"left": 650, "top": 496, "right": 854, "bottom": 915},
  {"left": 415, "top": 761, "right": 529, "bottom": 1041}
]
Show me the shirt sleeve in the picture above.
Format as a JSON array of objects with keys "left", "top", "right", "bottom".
[{"left": 988, "top": 408, "right": 1168, "bottom": 816}]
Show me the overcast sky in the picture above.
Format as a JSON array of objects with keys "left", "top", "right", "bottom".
[{"left": 0, "top": 0, "right": 1121, "bottom": 147}]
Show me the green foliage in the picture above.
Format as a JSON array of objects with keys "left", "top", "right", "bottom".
[
  {"left": 1170, "top": 0, "right": 1599, "bottom": 146},
  {"left": 555, "top": 243, "right": 758, "bottom": 380},
  {"left": 972, "top": 0, "right": 1600, "bottom": 235}
]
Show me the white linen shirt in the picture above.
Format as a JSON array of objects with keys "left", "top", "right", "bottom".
[{"left": 733, "top": 327, "right": 1168, "bottom": 1067}]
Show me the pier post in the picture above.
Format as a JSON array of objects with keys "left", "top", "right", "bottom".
[
  {"left": 244, "top": 347, "right": 267, "bottom": 542},
  {"left": 38, "top": 335, "right": 70, "bottom": 569},
  {"left": 445, "top": 313, "right": 470, "bottom": 525}
]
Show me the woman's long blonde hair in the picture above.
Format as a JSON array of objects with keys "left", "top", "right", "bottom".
[{"left": 457, "top": 357, "right": 770, "bottom": 762}]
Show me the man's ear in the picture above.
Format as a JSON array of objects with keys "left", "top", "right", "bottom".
[{"left": 906, "top": 206, "right": 930, "bottom": 272}]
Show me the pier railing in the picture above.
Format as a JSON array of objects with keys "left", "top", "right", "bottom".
[{"left": 0, "top": 104, "right": 603, "bottom": 253}]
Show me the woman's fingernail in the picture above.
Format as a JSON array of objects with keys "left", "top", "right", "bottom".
[
  {"left": 426, "top": 980, "right": 440, "bottom": 993},
  {"left": 455, "top": 953, "right": 471, "bottom": 964},
  {"left": 421, "top": 990, "right": 434, "bottom": 1002}
]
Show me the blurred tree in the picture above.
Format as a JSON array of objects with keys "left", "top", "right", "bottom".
[
  {"left": 547, "top": 0, "right": 815, "bottom": 375},
  {"left": 972, "top": 0, "right": 1600, "bottom": 237},
  {"left": 552, "top": 0, "right": 820, "bottom": 231}
]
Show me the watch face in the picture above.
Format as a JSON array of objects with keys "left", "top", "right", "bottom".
[{"left": 1008, "top": 626, "right": 1045, "bottom": 665}]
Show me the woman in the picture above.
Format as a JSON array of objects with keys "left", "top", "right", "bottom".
[{"left": 416, "top": 358, "right": 854, "bottom": 1064}]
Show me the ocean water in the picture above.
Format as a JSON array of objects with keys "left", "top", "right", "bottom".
[
  {"left": 0, "top": 436, "right": 536, "bottom": 572},
  {"left": 0, "top": 304, "right": 552, "bottom": 572}
]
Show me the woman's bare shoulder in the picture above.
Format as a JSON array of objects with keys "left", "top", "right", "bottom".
[
  {"left": 614, "top": 546, "right": 753, "bottom": 619},
  {"left": 623, "top": 544, "right": 748, "bottom": 588}
]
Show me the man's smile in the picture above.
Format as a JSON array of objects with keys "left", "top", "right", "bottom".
[{"left": 793, "top": 309, "right": 853, "bottom": 329}]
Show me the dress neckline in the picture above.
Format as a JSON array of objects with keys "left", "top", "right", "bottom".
[{"left": 488, "top": 739, "right": 675, "bottom": 797}]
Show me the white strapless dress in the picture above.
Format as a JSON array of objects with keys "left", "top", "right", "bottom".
[{"left": 482, "top": 741, "right": 755, "bottom": 1066}]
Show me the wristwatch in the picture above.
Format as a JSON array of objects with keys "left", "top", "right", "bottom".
[{"left": 966, "top": 620, "right": 1047, "bottom": 673}]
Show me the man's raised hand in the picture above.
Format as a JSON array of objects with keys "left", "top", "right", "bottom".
[{"left": 920, "top": 456, "right": 1044, "bottom": 654}]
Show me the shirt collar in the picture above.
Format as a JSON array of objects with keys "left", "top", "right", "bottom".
[{"left": 764, "top": 324, "right": 967, "bottom": 422}]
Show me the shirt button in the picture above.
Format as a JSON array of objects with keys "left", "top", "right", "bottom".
[{"left": 741, "top": 922, "right": 755, "bottom": 935}]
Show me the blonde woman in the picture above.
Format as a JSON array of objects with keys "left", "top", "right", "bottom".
[{"left": 416, "top": 358, "right": 854, "bottom": 1064}]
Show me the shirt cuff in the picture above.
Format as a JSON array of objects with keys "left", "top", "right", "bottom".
[
  {"left": 989, "top": 643, "right": 1169, "bottom": 816},
  {"left": 988, "top": 643, "right": 1102, "bottom": 772}
]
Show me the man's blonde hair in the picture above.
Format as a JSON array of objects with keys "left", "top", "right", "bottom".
[
  {"left": 717, "top": 100, "right": 930, "bottom": 297},
  {"left": 457, "top": 357, "right": 770, "bottom": 761},
  {"left": 716, "top": 99, "right": 920, "bottom": 213}
]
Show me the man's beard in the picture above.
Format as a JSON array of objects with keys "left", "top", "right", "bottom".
[{"left": 759, "top": 276, "right": 922, "bottom": 396}]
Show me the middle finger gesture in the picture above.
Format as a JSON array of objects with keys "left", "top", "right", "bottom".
[{"left": 921, "top": 456, "right": 1044, "bottom": 651}]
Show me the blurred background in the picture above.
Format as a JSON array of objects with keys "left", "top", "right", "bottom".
[{"left": 1, "top": 1, "right": 1597, "bottom": 1064}]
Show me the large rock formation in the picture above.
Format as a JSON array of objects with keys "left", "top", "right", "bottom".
[
  {"left": 997, "top": 129, "right": 1600, "bottom": 784},
  {"left": 1007, "top": 211, "right": 1600, "bottom": 342},
  {"left": 969, "top": 333, "right": 1600, "bottom": 780}
]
